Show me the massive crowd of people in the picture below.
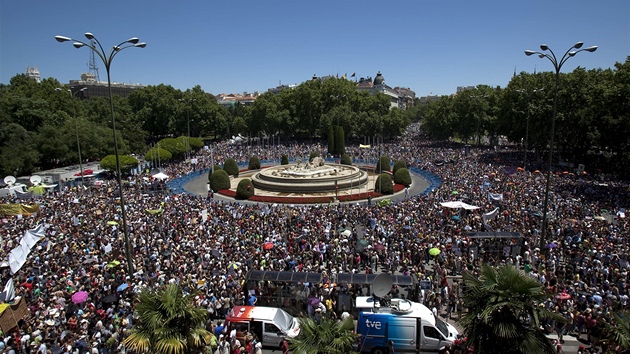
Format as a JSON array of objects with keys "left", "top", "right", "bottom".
[{"left": 0, "top": 124, "right": 628, "bottom": 353}]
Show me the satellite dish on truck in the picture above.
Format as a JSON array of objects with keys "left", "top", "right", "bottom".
[
  {"left": 3, "top": 176, "right": 16, "bottom": 187},
  {"left": 30, "top": 175, "right": 42, "bottom": 186},
  {"left": 372, "top": 273, "right": 393, "bottom": 298}
]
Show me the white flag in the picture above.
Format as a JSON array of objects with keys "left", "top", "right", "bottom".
[{"left": 0, "top": 278, "right": 15, "bottom": 302}]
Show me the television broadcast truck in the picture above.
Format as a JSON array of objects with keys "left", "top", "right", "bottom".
[{"left": 356, "top": 296, "right": 458, "bottom": 353}]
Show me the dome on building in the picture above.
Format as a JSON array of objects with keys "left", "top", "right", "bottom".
[{"left": 373, "top": 71, "right": 385, "bottom": 85}]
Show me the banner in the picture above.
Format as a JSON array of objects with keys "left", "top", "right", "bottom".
[
  {"left": 0, "top": 204, "right": 40, "bottom": 216},
  {"left": 359, "top": 144, "right": 371, "bottom": 149},
  {"left": 8, "top": 224, "right": 46, "bottom": 274},
  {"left": 483, "top": 208, "right": 500, "bottom": 222},
  {"left": 488, "top": 192, "right": 503, "bottom": 202}
]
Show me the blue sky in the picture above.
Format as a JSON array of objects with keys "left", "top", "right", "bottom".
[{"left": 1, "top": 1, "right": 628, "bottom": 97}]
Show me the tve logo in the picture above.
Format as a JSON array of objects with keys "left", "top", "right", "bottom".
[{"left": 365, "top": 319, "right": 382, "bottom": 330}]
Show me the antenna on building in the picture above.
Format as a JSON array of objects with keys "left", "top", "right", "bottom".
[{"left": 88, "top": 39, "right": 101, "bottom": 82}]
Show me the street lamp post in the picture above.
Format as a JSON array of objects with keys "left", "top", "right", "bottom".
[
  {"left": 56, "top": 33, "right": 146, "bottom": 276},
  {"left": 179, "top": 98, "right": 196, "bottom": 161},
  {"left": 56, "top": 87, "right": 87, "bottom": 185},
  {"left": 525, "top": 41, "right": 597, "bottom": 251},
  {"left": 515, "top": 87, "right": 544, "bottom": 168}
]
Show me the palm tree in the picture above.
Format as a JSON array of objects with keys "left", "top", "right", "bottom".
[
  {"left": 289, "top": 316, "right": 358, "bottom": 354},
  {"left": 606, "top": 310, "right": 630, "bottom": 353},
  {"left": 459, "top": 264, "right": 563, "bottom": 354},
  {"left": 123, "top": 283, "right": 211, "bottom": 354}
]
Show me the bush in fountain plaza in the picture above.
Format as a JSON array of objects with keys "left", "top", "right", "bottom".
[
  {"left": 207, "top": 165, "right": 223, "bottom": 182},
  {"left": 281, "top": 154, "right": 289, "bottom": 165},
  {"left": 209, "top": 169, "right": 231, "bottom": 192},
  {"left": 248, "top": 155, "right": 261, "bottom": 170},
  {"left": 236, "top": 179, "right": 255, "bottom": 200},
  {"left": 394, "top": 167, "right": 412, "bottom": 187},
  {"left": 309, "top": 151, "right": 320, "bottom": 161},
  {"left": 375, "top": 156, "right": 391, "bottom": 173},
  {"left": 340, "top": 153, "right": 352, "bottom": 166},
  {"left": 392, "top": 159, "right": 407, "bottom": 175},
  {"left": 223, "top": 158, "right": 239, "bottom": 177},
  {"left": 374, "top": 173, "right": 394, "bottom": 195}
]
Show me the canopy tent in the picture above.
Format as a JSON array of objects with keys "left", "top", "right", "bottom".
[
  {"left": 152, "top": 172, "right": 169, "bottom": 180},
  {"left": 440, "top": 201, "right": 480, "bottom": 210}
]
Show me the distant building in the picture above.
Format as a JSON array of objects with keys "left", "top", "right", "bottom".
[
  {"left": 357, "top": 71, "right": 415, "bottom": 109},
  {"left": 26, "top": 66, "right": 41, "bottom": 83},
  {"left": 456, "top": 86, "right": 475, "bottom": 93},
  {"left": 216, "top": 92, "right": 259, "bottom": 108},
  {"left": 418, "top": 95, "right": 442, "bottom": 105},
  {"left": 68, "top": 73, "right": 144, "bottom": 98}
]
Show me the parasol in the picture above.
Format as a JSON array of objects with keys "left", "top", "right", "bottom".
[
  {"left": 117, "top": 283, "right": 129, "bottom": 292},
  {"left": 429, "top": 247, "right": 441, "bottom": 256},
  {"left": 263, "top": 242, "right": 274, "bottom": 251},
  {"left": 71, "top": 291, "right": 89, "bottom": 304},
  {"left": 341, "top": 229, "right": 352, "bottom": 237},
  {"left": 556, "top": 291, "right": 572, "bottom": 300},
  {"left": 546, "top": 242, "right": 558, "bottom": 249}
]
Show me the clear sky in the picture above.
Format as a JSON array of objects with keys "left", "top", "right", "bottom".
[{"left": 1, "top": 1, "right": 628, "bottom": 97}]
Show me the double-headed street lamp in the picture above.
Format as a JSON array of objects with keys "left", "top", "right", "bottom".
[
  {"left": 56, "top": 87, "right": 87, "bottom": 185},
  {"left": 525, "top": 41, "right": 597, "bottom": 251},
  {"left": 55, "top": 33, "right": 146, "bottom": 276},
  {"left": 515, "top": 87, "right": 544, "bottom": 168}
]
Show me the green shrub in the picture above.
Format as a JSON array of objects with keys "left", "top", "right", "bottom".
[
  {"left": 394, "top": 168, "right": 412, "bottom": 187},
  {"left": 236, "top": 179, "right": 255, "bottom": 200},
  {"left": 144, "top": 147, "right": 172, "bottom": 162},
  {"left": 392, "top": 160, "right": 407, "bottom": 175},
  {"left": 281, "top": 154, "right": 289, "bottom": 165},
  {"left": 340, "top": 153, "right": 352, "bottom": 166},
  {"left": 157, "top": 137, "right": 186, "bottom": 157},
  {"left": 209, "top": 170, "right": 231, "bottom": 192},
  {"left": 309, "top": 151, "right": 320, "bottom": 161},
  {"left": 248, "top": 156, "right": 261, "bottom": 170},
  {"left": 208, "top": 165, "right": 223, "bottom": 182},
  {"left": 374, "top": 173, "right": 394, "bottom": 195},
  {"left": 223, "top": 158, "right": 239, "bottom": 177},
  {"left": 375, "top": 156, "right": 391, "bottom": 173}
]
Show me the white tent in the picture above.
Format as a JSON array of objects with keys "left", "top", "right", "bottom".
[
  {"left": 152, "top": 172, "right": 169, "bottom": 180},
  {"left": 440, "top": 201, "right": 480, "bottom": 210}
]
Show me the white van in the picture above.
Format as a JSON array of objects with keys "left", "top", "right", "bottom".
[
  {"left": 356, "top": 296, "right": 458, "bottom": 353},
  {"left": 225, "top": 305, "right": 301, "bottom": 348}
]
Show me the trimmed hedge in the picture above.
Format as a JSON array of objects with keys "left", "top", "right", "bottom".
[
  {"left": 335, "top": 125, "right": 345, "bottom": 156},
  {"left": 374, "top": 173, "right": 394, "bottom": 195},
  {"left": 281, "top": 154, "right": 289, "bottom": 165},
  {"left": 375, "top": 156, "right": 391, "bottom": 173},
  {"left": 248, "top": 156, "right": 261, "bottom": 170},
  {"left": 309, "top": 151, "right": 320, "bottom": 161},
  {"left": 208, "top": 165, "right": 223, "bottom": 182},
  {"left": 327, "top": 125, "right": 335, "bottom": 156},
  {"left": 392, "top": 160, "right": 407, "bottom": 176},
  {"left": 236, "top": 179, "right": 255, "bottom": 200},
  {"left": 223, "top": 158, "right": 239, "bottom": 177},
  {"left": 340, "top": 153, "right": 352, "bottom": 166},
  {"left": 393, "top": 168, "right": 412, "bottom": 187},
  {"left": 209, "top": 170, "right": 231, "bottom": 192}
]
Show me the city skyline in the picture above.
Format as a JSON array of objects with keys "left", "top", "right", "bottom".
[{"left": 1, "top": 1, "right": 628, "bottom": 97}]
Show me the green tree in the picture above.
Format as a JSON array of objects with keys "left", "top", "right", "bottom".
[
  {"left": 223, "top": 158, "right": 239, "bottom": 177},
  {"left": 289, "top": 317, "right": 358, "bottom": 354},
  {"left": 235, "top": 179, "right": 255, "bottom": 200},
  {"left": 334, "top": 125, "right": 345, "bottom": 156},
  {"left": 145, "top": 147, "right": 173, "bottom": 162},
  {"left": 0, "top": 123, "right": 39, "bottom": 176},
  {"left": 460, "top": 264, "right": 563, "bottom": 354},
  {"left": 123, "top": 283, "right": 211, "bottom": 354},
  {"left": 393, "top": 168, "right": 411, "bottom": 187},
  {"left": 327, "top": 125, "right": 335, "bottom": 155},
  {"left": 99, "top": 155, "right": 139, "bottom": 174},
  {"left": 209, "top": 170, "right": 230, "bottom": 192},
  {"left": 606, "top": 310, "right": 630, "bottom": 353},
  {"left": 248, "top": 156, "right": 261, "bottom": 170},
  {"left": 374, "top": 173, "right": 393, "bottom": 195},
  {"left": 281, "top": 154, "right": 289, "bottom": 165}
]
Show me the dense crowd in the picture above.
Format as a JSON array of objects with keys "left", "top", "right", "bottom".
[{"left": 0, "top": 125, "right": 628, "bottom": 353}]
